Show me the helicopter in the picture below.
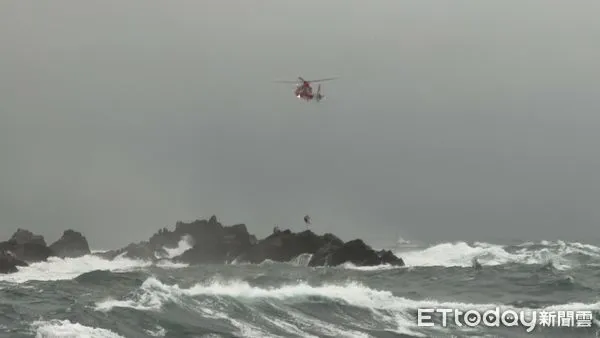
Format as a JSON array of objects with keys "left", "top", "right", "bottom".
[
  {"left": 275, "top": 76, "right": 338, "bottom": 102},
  {"left": 304, "top": 215, "right": 311, "bottom": 226}
]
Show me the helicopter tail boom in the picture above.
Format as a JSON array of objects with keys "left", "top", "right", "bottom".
[{"left": 315, "top": 84, "right": 324, "bottom": 102}]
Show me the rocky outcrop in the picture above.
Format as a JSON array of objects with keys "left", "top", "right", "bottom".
[
  {"left": 0, "top": 228, "right": 95, "bottom": 274},
  {"left": 107, "top": 217, "right": 266, "bottom": 264},
  {"left": 232, "top": 229, "right": 404, "bottom": 267},
  {"left": 168, "top": 217, "right": 255, "bottom": 264},
  {"left": 106, "top": 216, "right": 405, "bottom": 268},
  {"left": 49, "top": 230, "right": 91, "bottom": 258},
  {"left": 378, "top": 249, "right": 404, "bottom": 266},
  {"left": 1, "top": 216, "right": 405, "bottom": 274},
  {"left": 236, "top": 230, "right": 344, "bottom": 264},
  {"left": 10, "top": 229, "right": 46, "bottom": 247},
  {"left": 309, "top": 239, "right": 404, "bottom": 267},
  {"left": 0, "top": 250, "right": 28, "bottom": 274},
  {"left": 96, "top": 241, "right": 167, "bottom": 261},
  {"left": 0, "top": 215, "right": 406, "bottom": 274},
  {"left": 97, "top": 216, "right": 255, "bottom": 263},
  {"left": 0, "top": 229, "right": 53, "bottom": 262}
]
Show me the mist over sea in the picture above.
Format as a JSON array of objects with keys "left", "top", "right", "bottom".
[{"left": 1, "top": 237, "right": 599, "bottom": 338}]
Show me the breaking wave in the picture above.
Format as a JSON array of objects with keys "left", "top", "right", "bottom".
[
  {"left": 32, "top": 319, "right": 126, "bottom": 338},
  {"left": 0, "top": 254, "right": 152, "bottom": 284},
  {"left": 234, "top": 239, "right": 600, "bottom": 271},
  {"left": 94, "top": 276, "right": 600, "bottom": 337},
  {"left": 2, "top": 239, "right": 597, "bottom": 286},
  {"left": 3, "top": 239, "right": 600, "bottom": 337},
  {"left": 160, "top": 235, "right": 194, "bottom": 259},
  {"left": 397, "top": 240, "right": 600, "bottom": 270},
  {"left": 0, "top": 237, "right": 194, "bottom": 284}
]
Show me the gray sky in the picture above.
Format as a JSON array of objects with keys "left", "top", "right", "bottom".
[{"left": 1, "top": 1, "right": 599, "bottom": 249}]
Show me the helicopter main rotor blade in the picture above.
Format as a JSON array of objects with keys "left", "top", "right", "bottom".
[
  {"left": 273, "top": 76, "right": 339, "bottom": 84},
  {"left": 304, "top": 77, "right": 339, "bottom": 83}
]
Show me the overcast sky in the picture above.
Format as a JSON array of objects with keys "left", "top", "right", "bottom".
[{"left": 1, "top": 1, "right": 599, "bottom": 249}]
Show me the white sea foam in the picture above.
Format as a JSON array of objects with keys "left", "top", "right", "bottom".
[
  {"left": 144, "top": 325, "right": 166, "bottom": 337},
  {"left": 289, "top": 253, "right": 313, "bottom": 267},
  {"left": 31, "top": 319, "right": 124, "bottom": 338},
  {"left": 236, "top": 239, "right": 596, "bottom": 271},
  {"left": 91, "top": 249, "right": 109, "bottom": 254},
  {"left": 155, "top": 259, "right": 189, "bottom": 269},
  {"left": 94, "top": 277, "right": 418, "bottom": 336},
  {"left": 95, "top": 276, "right": 600, "bottom": 337},
  {"left": 0, "top": 251, "right": 187, "bottom": 284},
  {"left": 0, "top": 254, "right": 152, "bottom": 283},
  {"left": 340, "top": 262, "right": 404, "bottom": 271},
  {"left": 235, "top": 253, "right": 314, "bottom": 267},
  {"left": 396, "top": 240, "right": 600, "bottom": 269},
  {"left": 161, "top": 235, "right": 194, "bottom": 259}
]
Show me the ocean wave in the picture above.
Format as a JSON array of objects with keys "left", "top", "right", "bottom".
[
  {"left": 93, "top": 276, "right": 600, "bottom": 337},
  {"left": 0, "top": 254, "right": 151, "bottom": 284},
  {"left": 236, "top": 253, "right": 404, "bottom": 271},
  {"left": 158, "top": 235, "right": 194, "bottom": 259},
  {"left": 94, "top": 277, "right": 419, "bottom": 337},
  {"left": 0, "top": 238, "right": 197, "bottom": 284},
  {"left": 396, "top": 240, "right": 600, "bottom": 269},
  {"left": 231, "top": 239, "right": 599, "bottom": 271},
  {"left": 3, "top": 239, "right": 596, "bottom": 287},
  {"left": 31, "top": 319, "right": 125, "bottom": 338},
  {"left": 0, "top": 253, "right": 187, "bottom": 284},
  {"left": 232, "top": 253, "right": 316, "bottom": 268},
  {"left": 340, "top": 262, "right": 406, "bottom": 271}
]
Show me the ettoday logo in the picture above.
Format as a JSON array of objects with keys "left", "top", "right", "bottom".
[{"left": 417, "top": 307, "right": 593, "bottom": 332}]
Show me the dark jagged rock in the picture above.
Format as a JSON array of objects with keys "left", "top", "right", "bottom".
[
  {"left": 148, "top": 227, "right": 182, "bottom": 250},
  {"left": 105, "top": 216, "right": 269, "bottom": 264},
  {"left": 10, "top": 228, "right": 47, "bottom": 247},
  {"left": 237, "top": 230, "right": 344, "bottom": 264},
  {"left": 307, "top": 237, "right": 345, "bottom": 266},
  {"left": 0, "top": 216, "right": 404, "bottom": 272},
  {"left": 175, "top": 240, "right": 227, "bottom": 264},
  {"left": 0, "top": 250, "right": 28, "bottom": 274},
  {"left": 49, "top": 230, "right": 91, "bottom": 258},
  {"left": 0, "top": 229, "right": 53, "bottom": 262},
  {"left": 97, "top": 241, "right": 167, "bottom": 261},
  {"left": 98, "top": 215, "right": 405, "bottom": 268},
  {"left": 309, "top": 239, "right": 405, "bottom": 267},
  {"left": 377, "top": 249, "right": 404, "bottom": 266},
  {"left": 173, "top": 218, "right": 255, "bottom": 264},
  {"left": 0, "top": 228, "right": 96, "bottom": 274},
  {"left": 94, "top": 224, "right": 185, "bottom": 261}
]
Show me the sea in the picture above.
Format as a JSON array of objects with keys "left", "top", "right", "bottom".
[{"left": 1, "top": 237, "right": 599, "bottom": 338}]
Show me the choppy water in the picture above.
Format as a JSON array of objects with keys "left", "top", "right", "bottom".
[{"left": 1, "top": 239, "right": 599, "bottom": 337}]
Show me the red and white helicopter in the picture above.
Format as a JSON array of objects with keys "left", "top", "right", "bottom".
[{"left": 275, "top": 76, "right": 338, "bottom": 102}]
